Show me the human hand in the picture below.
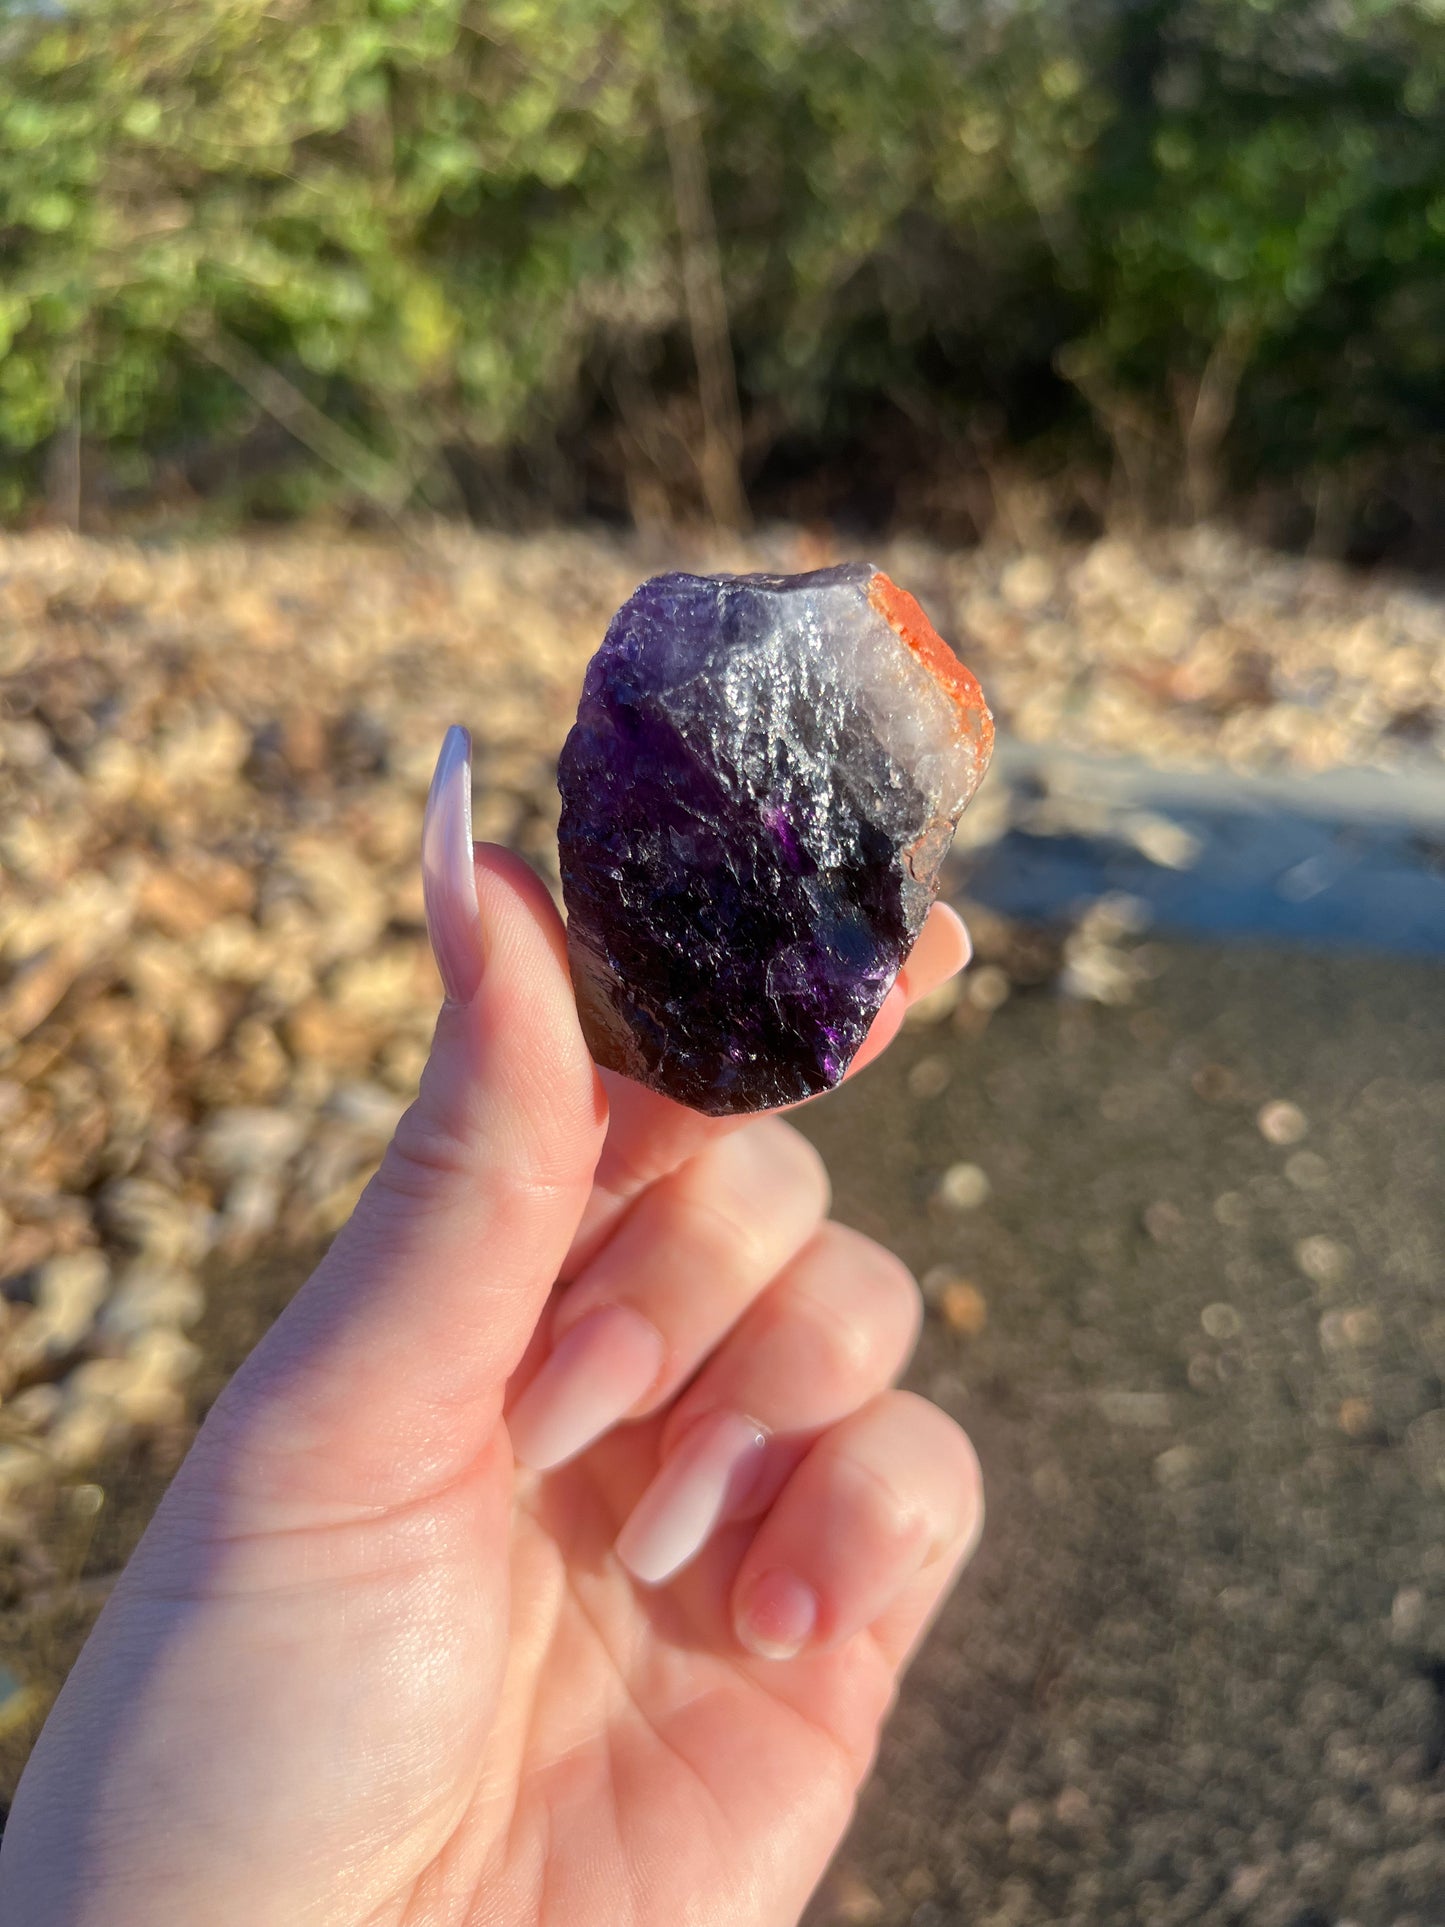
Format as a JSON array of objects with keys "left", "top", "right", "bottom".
[{"left": 0, "top": 728, "right": 985, "bottom": 1927}]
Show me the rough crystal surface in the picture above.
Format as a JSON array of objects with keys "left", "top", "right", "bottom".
[{"left": 557, "top": 563, "right": 994, "bottom": 1114}]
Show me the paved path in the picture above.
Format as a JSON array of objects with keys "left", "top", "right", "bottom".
[{"left": 958, "top": 739, "right": 1445, "bottom": 956}]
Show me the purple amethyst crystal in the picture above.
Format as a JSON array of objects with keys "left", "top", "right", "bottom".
[{"left": 557, "top": 563, "right": 994, "bottom": 1115}]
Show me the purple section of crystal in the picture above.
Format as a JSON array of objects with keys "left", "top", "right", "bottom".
[{"left": 557, "top": 565, "right": 977, "bottom": 1115}]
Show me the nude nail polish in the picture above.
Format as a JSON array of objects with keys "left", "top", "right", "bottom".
[
  {"left": 509, "top": 1304, "right": 665, "bottom": 1471},
  {"left": 422, "top": 724, "right": 483, "bottom": 1005},
  {"left": 615, "top": 1411, "right": 769, "bottom": 1586},
  {"left": 734, "top": 1567, "right": 819, "bottom": 1660}
]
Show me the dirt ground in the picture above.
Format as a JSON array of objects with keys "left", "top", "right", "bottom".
[
  {"left": 3, "top": 937, "right": 1442, "bottom": 1927},
  {"left": 799, "top": 942, "right": 1445, "bottom": 1927}
]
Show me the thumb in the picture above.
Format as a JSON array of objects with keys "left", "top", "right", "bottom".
[{"left": 208, "top": 728, "right": 607, "bottom": 1511}]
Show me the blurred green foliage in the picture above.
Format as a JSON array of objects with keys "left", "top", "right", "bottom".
[{"left": 1, "top": 0, "right": 1443, "bottom": 529}]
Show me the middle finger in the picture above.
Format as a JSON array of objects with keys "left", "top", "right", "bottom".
[
  {"left": 610, "top": 1221, "right": 923, "bottom": 1586},
  {"left": 507, "top": 1116, "right": 830, "bottom": 1471}
]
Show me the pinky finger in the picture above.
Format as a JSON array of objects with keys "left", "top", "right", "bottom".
[{"left": 729, "top": 1391, "right": 983, "bottom": 1664}]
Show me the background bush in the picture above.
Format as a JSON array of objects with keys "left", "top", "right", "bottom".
[{"left": 2, "top": 0, "right": 1444, "bottom": 548}]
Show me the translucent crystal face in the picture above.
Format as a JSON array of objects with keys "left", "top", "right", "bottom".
[{"left": 557, "top": 564, "right": 994, "bottom": 1115}]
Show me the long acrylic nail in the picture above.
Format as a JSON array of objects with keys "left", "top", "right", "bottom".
[
  {"left": 509, "top": 1304, "right": 665, "bottom": 1471},
  {"left": 616, "top": 1411, "right": 770, "bottom": 1586},
  {"left": 422, "top": 725, "right": 483, "bottom": 1005},
  {"left": 734, "top": 1568, "right": 819, "bottom": 1660}
]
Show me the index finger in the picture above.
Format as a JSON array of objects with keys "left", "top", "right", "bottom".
[{"left": 558, "top": 900, "right": 971, "bottom": 1280}]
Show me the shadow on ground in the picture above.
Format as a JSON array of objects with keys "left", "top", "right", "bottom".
[{"left": 3, "top": 942, "right": 1443, "bottom": 1926}]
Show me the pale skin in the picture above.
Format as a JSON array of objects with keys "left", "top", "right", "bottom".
[{"left": 0, "top": 729, "right": 985, "bottom": 1927}]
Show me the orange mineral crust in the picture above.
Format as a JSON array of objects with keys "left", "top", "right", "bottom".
[{"left": 867, "top": 568, "right": 996, "bottom": 766}]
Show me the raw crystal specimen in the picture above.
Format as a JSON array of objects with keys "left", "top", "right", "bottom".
[{"left": 557, "top": 564, "right": 994, "bottom": 1114}]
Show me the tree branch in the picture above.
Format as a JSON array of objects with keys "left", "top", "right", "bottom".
[
  {"left": 178, "top": 323, "right": 410, "bottom": 517},
  {"left": 656, "top": 45, "right": 748, "bottom": 531}
]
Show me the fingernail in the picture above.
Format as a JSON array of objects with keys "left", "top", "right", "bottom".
[
  {"left": 734, "top": 1568, "right": 819, "bottom": 1660},
  {"left": 509, "top": 1304, "right": 665, "bottom": 1471},
  {"left": 940, "top": 902, "right": 973, "bottom": 973},
  {"left": 955, "top": 897, "right": 978, "bottom": 971},
  {"left": 616, "top": 1411, "right": 769, "bottom": 1586},
  {"left": 422, "top": 724, "right": 483, "bottom": 1005}
]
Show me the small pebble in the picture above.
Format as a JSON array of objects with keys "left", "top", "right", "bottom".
[
  {"left": 1390, "top": 1586, "right": 1425, "bottom": 1638},
  {"left": 907, "top": 1055, "right": 952, "bottom": 1099},
  {"left": 218, "top": 1171, "right": 283, "bottom": 1248},
  {"left": 1119, "top": 810, "right": 1202, "bottom": 870},
  {"left": 934, "top": 1162, "right": 992, "bottom": 1211},
  {"left": 328, "top": 1080, "right": 408, "bottom": 1137},
  {"left": 1296, "top": 1235, "right": 1350, "bottom": 1286},
  {"left": 1155, "top": 1443, "right": 1204, "bottom": 1487},
  {"left": 199, "top": 1106, "right": 308, "bottom": 1176},
  {"left": 1096, "top": 1390, "right": 1174, "bottom": 1428},
  {"left": 940, "top": 1280, "right": 988, "bottom": 1336},
  {"left": 1007, "top": 1799, "right": 1044, "bottom": 1837},
  {"left": 1186, "top": 1353, "right": 1219, "bottom": 1391},
  {"left": 98, "top": 1264, "right": 203, "bottom": 1341},
  {"left": 966, "top": 964, "right": 1011, "bottom": 1012},
  {"left": 827, "top": 1870, "right": 883, "bottom": 1925},
  {"left": 1340, "top": 1306, "right": 1382, "bottom": 1347},
  {"left": 1192, "top": 1063, "right": 1237, "bottom": 1102},
  {"left": 36, "top": 1250, "right": 109, "bottom": 1327},
  {"left": 1258, "top": 1099, "right": 1307, "bottom": 1145},
  {"left": 1143, "top": 1200, "right": 1184, "bottom": 1244},
  {"left": 1201, "top": 1302, "right": 1242, "bottom": 1340},
  {"left": 999, "top": 554, "right": 1055, "bottom": 611},
  {"left": 1228, "top": 1866, "right": 1270, "bottom": 1906},
  {"left": 1284, "top": 1149, "right": 1329, "bottom": 1188},
  {"left": 1054, "top": 1787, "right": 1091, "bottom": 1825}
]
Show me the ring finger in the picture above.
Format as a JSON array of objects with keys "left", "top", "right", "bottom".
[
  {"left": 506, "top": 1116, "right": 830, "bottom": 1471},
  {"left": 614, "top": 1222, "right": 922, "bottom": 1585}
]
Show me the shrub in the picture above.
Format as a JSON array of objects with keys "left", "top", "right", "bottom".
[{"left": 1, "top": 0, "right": 1443, "bottom": 534}]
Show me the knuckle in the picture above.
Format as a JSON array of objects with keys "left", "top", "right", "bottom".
[
  {"left": 834, "top": 1451, "right": 935, "bottom": 1560},
  {"left": 890, "top": 1391, "right": 983, "bottom": 1544},
  {"left": 823, "top": 1226, "right": 921, "bottom": 1333},
  {"left": 375, "top": 1102, "right": 472, "bottom": 1200},
  {"left": 791, "top": 1239, "right": 919, "bottom": 1382},
  {"left": 699, "top": 1123, "right": 830, "bottom": 1257},
  {"left": 375, "top": 1101, "right": 576, "bottom": 1221},
  {"left": 822, "top": 1392, "right": 981, "bottom": 1545},
  {"left": 865, "top": 1244, "right": 923, "bottom": 1329},
  {"left": 678, "top": 1188, "right": 772, "bottom": 1283},
  {"left": 794, "top": 1288, "right": 880, "bottom": 1384}
]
